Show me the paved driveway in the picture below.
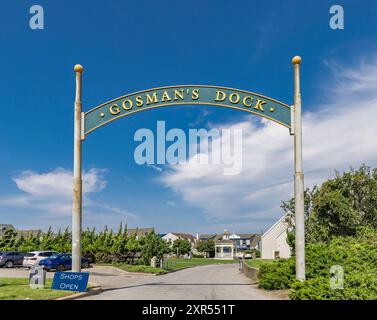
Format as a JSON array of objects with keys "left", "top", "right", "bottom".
[
  {"left": 0, "top": 264, "right": 287, "bottom": 300},
  {"left": 83, "top": 264, "right": 286, "bottom": 300}
]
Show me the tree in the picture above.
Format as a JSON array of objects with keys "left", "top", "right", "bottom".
[
  {"left": 282, "top": 165, "right": 377, "bottom": 244},
  {"left": 125, "top": 235, "right": 141, "bottom": 264},
  {"left": 140, "top": 232, "right": 169, "bottom": 265},
  {"left": 196, "top": 240, "right": 215, "bottom": 257},
  {"left": 172, "top": 239, "right": 191, "bottom": 257},
  {"left": 40, "top": 227, "right": 54, "bottom": 250},
  {"left": 0, "top": 228, "right": 18, "bottom": 250}
]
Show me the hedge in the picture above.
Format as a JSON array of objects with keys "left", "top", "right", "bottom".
[{"left": 258, "top": 228, "right": 377, "bottom": 299}]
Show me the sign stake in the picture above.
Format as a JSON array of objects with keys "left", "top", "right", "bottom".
[
  {"left": 72, "top": 64, "right": 83, "bottom": 273},
  {"left": 292, "top": 56, "right": 306, "bottom": 281}
]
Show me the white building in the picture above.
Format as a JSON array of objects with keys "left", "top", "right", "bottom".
[
  {"left": 203, "top": 230, "right": 261, "bottom": 259},
  {"left": 162, "top": 232, "right": 196, "bottom": 246},
  {"left": 162, "top": 232, "right": 197, "bottom": 257},
  {"left": 261, "top": 214, "right": 291, "bottom": 259}
]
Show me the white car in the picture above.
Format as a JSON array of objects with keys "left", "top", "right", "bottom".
[{"left": 23, "top": 251, "right": 59, "bottom": 268}]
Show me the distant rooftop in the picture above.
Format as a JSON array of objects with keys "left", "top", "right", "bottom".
[
  {"left": 170, "top": 232, "right": 195, "bottom": 240},
  {"left": 126, "top": 227, "right": 154, "bottom": 237}
]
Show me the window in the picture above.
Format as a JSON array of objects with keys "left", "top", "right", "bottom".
[
  {"left": 223, "top": 247, "right": 231, "bottom": 253},
  {"left": 46, "top": 252, "right": 56, "bottom": 257}
]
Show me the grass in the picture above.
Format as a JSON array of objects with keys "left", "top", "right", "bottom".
[
  {"left": 100, "top": 263, "right": 167, "bottom": 275},
  {"left": 99, "top": 257, "right": 237, "bottom": 274},
  {"left": 165, "top": 257, "right": 237, "bottom": 270},
  {"left": 245, "top": 258, "right": 274, "bottom": 269},
  {"left": 0, "top": 278, "right": 74, "bottom": 300}
]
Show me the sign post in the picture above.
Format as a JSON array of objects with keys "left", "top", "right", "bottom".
[
  {"left": 72, "top": 64, "right": 83, "bottom": 273},
  {"left": 71, "top": 60, "right": 306, "bottom": 280},
  {"left": 292, "top": 56, "right": 306, "bottom": 281}
]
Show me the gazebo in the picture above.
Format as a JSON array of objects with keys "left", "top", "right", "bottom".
[{"left": 214, "top": 240, "right": 235, "bottom": 259}]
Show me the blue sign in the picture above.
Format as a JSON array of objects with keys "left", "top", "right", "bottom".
[{"left": 51, "top": 272, "right": 89, "bottom": 292}]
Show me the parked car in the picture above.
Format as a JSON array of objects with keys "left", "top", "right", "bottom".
[
  {"left": 39, "top": 253, "right": 90, "bottom": 271},
  {"left": 0, "top": 251, "right": 25, "bottom": 268},
  {"left": 23, "top": 251, "right": 60, "bottom": 268}
]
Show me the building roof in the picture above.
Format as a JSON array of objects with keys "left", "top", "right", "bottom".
[
  {"left": 171, "top": 232, "right": 195, "bottom": 241},
  {"left": 17, "top": 229, "right": 42, "bottom": 237},
  {"left": 261, "top": 213, "right": 289, "bottom": 239},
  {"left": 199, "top": 234, "right": 217, "bottom": 240},
  {"left": 126, "top": 228, "right": 154, "bottom": 237},
  {"left": 215, "top": 239, "right": 235, "bottom": 245},
  {"left": 250, "top": 234, "right": 261, "bottom": 247},
  {"left": 233, "top": 233, "right": 255, "bottom": 239},
  {"left": 201, "top": 232, "right": 260, "bottom": 242}
]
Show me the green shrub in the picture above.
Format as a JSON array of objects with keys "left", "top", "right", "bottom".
[
  {"left": 290, "top": 273, "right": 377, "bottom": 300},
  {"left": 0, "top": 224, "right": 159, "bottom": 265},
  {"left": 258, "top": 259, "right": 295, "bottom": 290},
  {"left": 258, "top": 228, "right": 377, "bottom": 299}
]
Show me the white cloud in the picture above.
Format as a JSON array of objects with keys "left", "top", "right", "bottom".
[
  {"left": 147, "top": 164, "right": 163, "bottom": 172},
  {"left": 0, "top": 168, "right": 137, "bottom": 228},
  {"left": 160, "top": 57, "right": 377, "bottom": 231},
  {"left": 13, "top": 168, "right": 107, "bottom": 199}
]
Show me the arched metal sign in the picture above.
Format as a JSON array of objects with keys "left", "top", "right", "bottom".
[
  {"left": 71, "top": 57, "right": 306, "bottom": 281},
  {"left": 83, "top": 85, "right": 292, "bottom": 135}
]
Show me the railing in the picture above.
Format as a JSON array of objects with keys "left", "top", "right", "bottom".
[{"left": 215, "top": 252, "right": 233, "bottom": 259}]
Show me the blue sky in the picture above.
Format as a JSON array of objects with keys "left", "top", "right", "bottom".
[{"left": 1, "top": 0, "right": 377, "bottom": 234}]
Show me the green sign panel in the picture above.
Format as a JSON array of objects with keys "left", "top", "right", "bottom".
[{"left": 84, "top": 85, "right": 291, "bottom": 135}]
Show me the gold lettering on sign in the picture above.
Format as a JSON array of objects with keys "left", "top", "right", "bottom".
[
  {"left": 122, "top": 99, "right": 133, "bottom": 110},
  {"left": 254, "top": 99, "right": 266, "bottom": 112},
  {"left": 109, "top": 104, "right": 121, "bottom": 115},
  {"left": 229, "top": 93, "right": 240, "bottom": 104},
  {"left": 215, "top": 91, "right": 226, "bottom": 102},
  {"left": 146, "top": 93, "right": 159, "bottom": 105},
  {"left": 192, "top": 89, "right": 199, "bottom": 100},
  {"left": 173, "top": 90, "right": 184, "bottom": 101},
  {"left": 161, "top": 91, "right": 172, "bottom": 102},
  {"left": 242, "top": 96, "right": 253, "bottom": 107},
  {"left": 136, "top": 96, "right": 143, "bottom": 107}
]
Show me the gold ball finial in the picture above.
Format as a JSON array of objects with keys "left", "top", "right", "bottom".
[
  {"left": 74, "top": 64, "right": 84, "bottom": 73},
  {"left": 292, "top": 56, "right": 302, "bottom": 65}
]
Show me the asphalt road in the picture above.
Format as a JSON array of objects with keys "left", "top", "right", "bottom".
[
  {"left": 83, "top": 264, "right": 285, "bottom": 300},
  {"left": 0, "top": 264, "right": 286, "bottom": 300}
]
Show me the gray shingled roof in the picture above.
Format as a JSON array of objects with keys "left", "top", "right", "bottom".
[
  {"left": 126, "top": 228, "right": 154, "bottom": 237},
  {"left": 171, "top": 232, "right": 195, "bottom": 240},
  {"left": 199, "top": 234, "right": 217, "bottom": 240}
]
